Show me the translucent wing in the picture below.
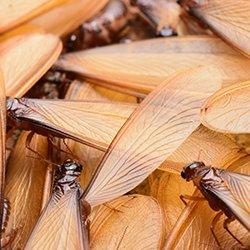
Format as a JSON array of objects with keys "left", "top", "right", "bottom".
[
  {"left": 203, "top": 169, "right": 250, "bottom": 230},
  {"left": 0, "top": 33, "right": 62, "bottom": 97},
  {"left": 83, "top": 66, "right": 221, "bottom": 207},
  {"left": 25, "top": 189, "right": 87, "bottom": 250},
  {"left": 12, "top": 98, "right": 136, "bottom": 151},
  {"left": 201, "top": 80, "right": 250, "bottom": 134},
  {"left": 189, "top": 0, "right": 250, "bottom": 57},
  {"left": 220, "top": 170, "right": 250, "bottom": 214},
  {"left": 55, "top": 36, "right": 250, "bottom": 96},
  {"left": 0, "top": 0, "right": 65, "bottom": 33},
  {"left": 30, "top": 0, "right": 109, "bottom": 36}
]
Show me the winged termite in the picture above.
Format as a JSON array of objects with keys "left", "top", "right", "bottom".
[
  {"left": 67, "top": 0, "right": 132, "bottom": 51},
  {"left": 131, "top": 0, "right": 181, "bottom": 36},
  {"left": 3, "top": 132, "right": 48, "bottom": 249},
  {"left": 30, "top": 0, "right": 110, "bottom": 37},
  {"left": 55, "top": 35, "right": 250, "bottom": 96},
  {"left": 179, "top": 0, "right": 250, "bottom": 57},
  {"left": 201, "top": 80, "right": 250, "bottom": 134},
  {"left": 25, "top": 159, "right": 90, "bottom": 250},
  {"left": 0, "top": 33, "right": 62, "bottom": 97},
  {"left": 181, "top": 162, "right": 250, "bottom": 247},
  {"left": 6, "top": 97, "right": 136, "bottom": 151},
  {"left": 0, "top": 0, "right": 66, "bottom": 33}
]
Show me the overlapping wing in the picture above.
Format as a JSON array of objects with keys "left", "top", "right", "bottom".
[
  {"left": 55, "top": 36, "right": 250, "bottom": 96},
  {"left": 0, "top": 0, "right": 64, "bottom": 33},
  {"left": 25, "top": 189, "right": 88, "bottom": 250},
  {"left": 201, "top": 80, "right": 250, "bottom": 134},
  {"left": 83, "top": 67, "right": 221, "bottom": 207},
  {"left": 189, "top": 0, "right": 250, "bottom": 56},
  {"left": 204, "top": 170, "right": 250, "bottom": 230},
  {"left": 16, "top": 98, "right": 136, "bottom": 151},
  {"left": 0, "top": 33, "right": 62, "bottom": 97}
]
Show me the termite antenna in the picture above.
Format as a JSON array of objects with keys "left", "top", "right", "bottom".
[{"left": 26, "top": 155, "right": 60, "bottom": 168}]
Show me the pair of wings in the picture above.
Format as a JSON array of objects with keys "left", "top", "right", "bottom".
[
  {"left": 203, "top": 169, "right": 250, "bottom": 230},
  {"left": 25, "top": 188, "right": 89, "bottom": 250},
  {"left": 10, "top": 98, "right": 136, "bottom": 151}
]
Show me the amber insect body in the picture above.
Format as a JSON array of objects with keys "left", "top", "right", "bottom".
[
  {"left": 25, "top": 160, "right": 90, "bottom": 249},
  {"left": 181, "top": 162, "right": 250, "bottom": 247}
]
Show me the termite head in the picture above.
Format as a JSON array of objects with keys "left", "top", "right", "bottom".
[
  {"left": 6, "top": 97, "right": 27, "bottom": 117},
  {"left": 59, "top": 159, "right": 83, "bottom": 178},
  {"left": 181, "top": 161, "right": 206, "bottom": 181}
]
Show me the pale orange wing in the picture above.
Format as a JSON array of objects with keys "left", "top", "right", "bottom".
[
  {"left": 220, "top": 170, "right": 250, "bottom": 214},
  {"left": 189, "top": 0, "right": 250, "bottom": 57},
  {"left": 83, "top": 66, "right": 221, "bottom": 207},
  {"left": 0, "top": 0, "right": 65, "bottom": 33},
  {"left": 17, "top": 98, "right": 136, "bottom": 151},
  {"left": 201, "top": 80, "right": 250, "bottom": 134},
  {"left": 55, "top": 35, "right": 250, "bottom": 95},
  {"left": 203, "top": 169, "right": 250, "bottom": 230},
  {"left": 25, "top": 189, "right": 87, "bottom": 250},
  {"left": 0, "top": 33, "right": 62, "bottom": 97},
  {"left": 30, "top": 0, "right": 109, "bottom": 36},
  {"left": 0, "top": 71, "right": 5, "bottom": 214}
]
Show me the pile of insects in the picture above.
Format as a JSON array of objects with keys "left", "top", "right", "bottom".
[{"left": 0, "top": 0, "right": 249, "bottom": 249}]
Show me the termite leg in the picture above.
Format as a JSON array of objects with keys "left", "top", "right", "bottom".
[
  {"left": 26, "top": 132, "right": 45, "bottom": 159},
  {"left": 180, "top": 194, "right": 205, "bottom": 206},
  {"left": 210, "top": 211, "right": 223, "bottom": 249},
  {"left": 62, "top": 139, "right": 81, "bottom": 162},
  {"left": 223, "top": 217, "right": 244, "bottom": 246}
]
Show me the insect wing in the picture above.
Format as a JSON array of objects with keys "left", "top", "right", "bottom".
[
  {"left": 30, "top": 0, "right": 109, "bottom": 36},
  {"left": 204, "top": 170, "right": 250, "bottom": 230},
  {"left": 0, "top": 0, "right": 65, "bottom": 33},
  {"left": 0, "top": 33, "right": 62, "bottom": 97},
  {"left": 201, "top": 80, "right": 250, "bottom": 134},
  {"left": 82, "top": 67, "right": 220, "bottom": 207},
  {"left": 189, "top": 0, "right": 250, "bottom": 57},
  {"left": 55, "top": 36, "right": 250, "bottom": 96},
  {"left": 11, "top": 98, "right": 136, "bottom": 151},
  {"left": 25, "top": 189, "right": 87, "bottom": 250}
]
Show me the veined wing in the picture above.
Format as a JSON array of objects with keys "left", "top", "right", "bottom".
[
  {"left": 30, "top": 0, "right": 109, "bottom": 36},
  {"left": 83, "top": 66, "right": 221, "bottom": 207},
  {"left": 201, "top": 80, "right": 250, "bottom": 134},
  {"left": 55, "top": 36, "right": 250, "bottom": 96},
  {"left": 25, "top": 188, "right": 88, "bottom": 250},
  {"left": 203, "top": 170, "right": 250, "bottom": 230},
  {"left": 0, "top": 33, "right": 62, "bottom": 97},
  {"left": 220, "top": 170, "right": 250, "bottom": 214},
  {"left": 14, "top": 98, "right": 136, "bottom": 151},
  {"left": 189, "top": 0, "right": 250, "bottom": 57},
  {"left": 0, "top": 0, "right": 65, "bottom": 33}
]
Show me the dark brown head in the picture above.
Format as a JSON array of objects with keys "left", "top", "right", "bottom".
[
  {"left": 57, "top": 159, "right": 83, "bottom": 181},
  {"left": 181, "top": 161, "right": 207, "bottom": 181}
]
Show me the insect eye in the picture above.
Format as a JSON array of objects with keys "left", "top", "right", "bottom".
[{"left": 181, "top": 171, "right": 186, "bottom": 179}]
